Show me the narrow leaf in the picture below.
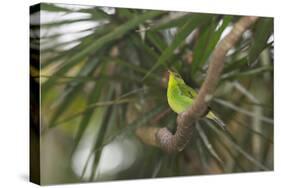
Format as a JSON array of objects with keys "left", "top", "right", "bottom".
[
  {"left": 81, "top": 105, "right": 165, "bottom": 178},
  {"left": 43, "top": 10, "right": 163, "bottom": 91},
  {"left": 89, "top": 89, "right": 115, "bottom": 181},
  {"left": 150, "top": 13, "right": 191, "bottom": 31},
  {"left": 206, "top": 120, "right": 270, "bottom": 171},
  {"left": 71, "top": 78, "right": 106, "bottom": 154},
  {"left": 143, "top": 14, "right": 214, "bottom": 81},
  {"left": 213, "top": 98, "right": 273, "bottom": 124},
  {"left": 248, "top": 18, "right": 273, "bottom": 65},
  {"left": 192, "top": 16, "right": 232, "bottom": 76},
  {"left": 48, "top": 58, "right": 101, "bottom": 128},
  {"left": 196, "top": 123, "right": 224, "bottom": 165}
]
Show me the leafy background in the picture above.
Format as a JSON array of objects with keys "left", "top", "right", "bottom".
[{"left": 30, "top": 3, "right": 273, "bottom": 185}]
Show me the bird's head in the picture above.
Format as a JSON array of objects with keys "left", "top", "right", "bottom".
[{"left": 168, "top": 69, "right": 185, "bottom": 86}]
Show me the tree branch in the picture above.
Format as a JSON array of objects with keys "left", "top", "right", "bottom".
[{"left": 136, "top": 16, "right": 258, "bottom": 153}]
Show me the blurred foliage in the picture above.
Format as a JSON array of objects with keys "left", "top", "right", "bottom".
[{"left": 30, "top": 3, "right": 273, "bottom": 185}]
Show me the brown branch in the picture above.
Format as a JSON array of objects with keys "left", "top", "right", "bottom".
[{"left": 136, "top": 16, "right": 258, "bottom": 153}]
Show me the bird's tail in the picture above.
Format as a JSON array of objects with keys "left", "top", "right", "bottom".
[{"left": 206, "top": 111, "right": 225, "bottom": 130}]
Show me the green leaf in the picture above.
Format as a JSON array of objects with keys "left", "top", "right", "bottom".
[
  {"left": 41, "top": 3, "right": 111, "bottom": 20},
  {"left": 213, "top": 98, "right": 273, "bottom": 124},
  {"left": 41, "top": 33, "right": 94, "bottom": 52},
  {"left": 210, "top": 127, "right": 246, "bottom": 172},
  {"left": 143, "top": 14, "right": 214, "bottom": 81},
  {"left": 196, "top": 123, "right": 224, "bottom": 165},
  {"left": 192, "top": 15, "right": 232, "bottom": 76},
  {"left": 221, "top": 66, "right": 272, "bottom": 81},
  {"left": 114, "top": 57, "right": 158, "bottom": 80},
  {"left": 71, "top": 78, "right": 106, "bottom": 155},
  {"left": 33, "top": 18, "right": 93, "bottom": 28},
  {"left": 48, "top": 58, "right": 102, "bottom": 128},
  {"left": 89, "top": 88, "right": 115, "bottom": 181},
  {"left": 129, "top": 34, "right": 159, "bottom": 64},
  {"left": 248, "top": 18, "right": 273, "bottom": 65},
  {"left": 42, "top": 10, "right": 163, "bottom": 91},
  {"left": 81, "top": 104, "right": 165, "bottom": 179},
  {"left": 41, "top": 23, "right": 114, "bottom": 69},
  {"left": 146, "top": 31, "right": 167, "bottom": 52},
  {"left": 53, "top": 98, "right": 134, "bottom": 127},
  {"left": 206, "top": 121, "right": 270, "bottom": 171},
  {"left": 40, "top": 3, "right": 72, "bottom": 12},
  {"left": 224, "top": 56, "right": 248, "bottom": 73},
  {"left": 151, "top": 155, "right": 165, "bottom": 178},
  {"left": 150, "top": 14, "right": 191, "bottom": 31},
  {"left": 233, "top": 118, "right": 273, "bottom": 144},
  {"left": 81, "top": 8, "right": 111, "bottom": 20}
]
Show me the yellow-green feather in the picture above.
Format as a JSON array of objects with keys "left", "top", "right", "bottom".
[
  {"left": 167, "top": 71, "right": 224, "bottom": 128},
  {"left": 167, "top": 71, "right": 194, "bottom": 113}
]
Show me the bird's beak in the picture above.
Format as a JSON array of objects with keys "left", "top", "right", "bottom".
[
  {"left": 167, "top": 70, "right": 171, "bottom": 79},
  {"left": 167, "top": 69, "right": 172, "bottom": 75},
  {"left": 165, "top": 70, "right": 171, "bottom": 81}
]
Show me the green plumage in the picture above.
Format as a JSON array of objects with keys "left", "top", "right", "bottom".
[{"left": 167, "top": 70, "right": 224, "bottom": 127}]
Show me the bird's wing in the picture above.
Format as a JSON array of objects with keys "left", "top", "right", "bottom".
[
  {"left": 178, "top": 82, "right": 198, "bottom": 99},
  {"left": 168, "top": 81, "right": 194, "bottom": 113},
  {"left": 175, "top": 84, "right": 194, "bottom": 104}
]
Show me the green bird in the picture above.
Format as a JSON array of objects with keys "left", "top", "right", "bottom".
[{"left": 167, "top": 70, "right": 225, "bottom": 128}]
